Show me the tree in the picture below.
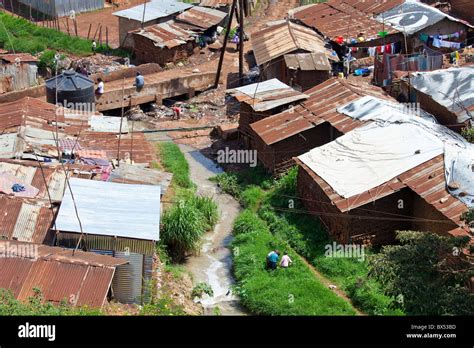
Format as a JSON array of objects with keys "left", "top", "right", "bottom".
[{"left": 369, "top": 231, "right": 474, "bottom": 315}]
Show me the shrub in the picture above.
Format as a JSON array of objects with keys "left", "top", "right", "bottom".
[
  {"left": 213, "top": 172, "right": 240, "bottom": 197},
  {"left": 191, "top": 283, "right": 214, "bottom": 298},
  {"left": 161, "top": 203, "right": 206, "bottom": 261},
  {"left": 188, "top": 195, "right": 219, "bottom": 230}
]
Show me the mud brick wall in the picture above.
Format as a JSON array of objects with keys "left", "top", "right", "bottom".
[
  {"left": 296, "top": 163, "right": 414, "bottom": 245},
  {"left": 132, "top": 35, "right": 197, "bottom": 66},
  {"left": 411, "top": 194, "right": 459, "bottom": 235}
]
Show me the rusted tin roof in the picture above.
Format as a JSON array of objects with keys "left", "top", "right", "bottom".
[
  {"left": 289, "top": 0, "right": 402, "bottom": 42},
  {"left": 132, "top": 20, "right": 196, "bottom": 49},
  {"left": 0, "top": 53, "right": 38, "bottom": 63},
  {"left": 284, "top": 52, "right": 332, "bottom": 71},
  {"left": 199, "top": 0, "right": 232, "bottom": 7},
  {"left": 227, "top": 78, "right": 309, "bottom": 111},
  {"left": 0, "top": 159, "right": 96, "bottom": 202},
  {"left": 296, "top": 154, "right": 470, "bottom": 238},
  {"left": 251, "top": 78, "right": 392, "bottom": 145},
  {"left": 0, "top": 196, "right": 55, "bottom": 244},
  {"left": 0, "top": 240, "right": 126, "bottom": 308},
  {"left": 176, "top": 6, "right": 227, "bottom": 29},
  {"left": 80, "top": 132, "right": 156, "bottom": 165},
  {"left": 251, "top": 21, "right": 334, "bottom": 66}
]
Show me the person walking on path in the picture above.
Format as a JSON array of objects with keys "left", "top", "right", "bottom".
[
  {"left": 266, "top": 250, "right": 280, "bottom": 270},
  {"left": 92, "top": 40, "right": 97, "bottom": 55},
  {"left": 280, "top": 252, "right": 292, "bottom": 268}
]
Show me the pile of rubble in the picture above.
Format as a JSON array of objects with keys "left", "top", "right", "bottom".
[{"left": 72, "top": 55, "right": 128, "bottom": 75}]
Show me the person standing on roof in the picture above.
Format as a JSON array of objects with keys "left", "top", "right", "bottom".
[{"left": 134, "top": 71, "right": 145, "bottom": 92}]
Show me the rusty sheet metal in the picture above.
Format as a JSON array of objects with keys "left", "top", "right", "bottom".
[
  {"left": 295, "top": 154, "right": 470, "bottom": 237},
  {"left": 227, "top": 78, "right": 309, "bottom": 111},
  {"left": 0, "top": 159, "right": 98, "bottom": 201},
  {"left": 176, "top": 6, "right": 227, "bottom": 29},
  {"left": 251, "top": 78, "right": 392, "bottom": 145},
  {"left": 199, "top": 0, "right": 232, "bottom": 7},
  {"left": 251, "top": 21, "right": 332, "bottom": 66},
  {"left": 0, "top": 196, "right": 55, "bottom": 244},
  {"left": 0, "top": 53, "right": 38, "bottom": 63},
  {"left": 0, "top": 240, "right": 126, "bottom": 308},
  {"left": 132, "top": 20, "right": 196, "bottom": 49},
  {"left": 289, "top": 0, "right": 402, "bottom": 42},
  {"left": 284, "top": 52, "right": 332, "bottom": 71},
  {"left": 398, "top": 154, "right": 469, "bottom": 227},
  {"left": 80, "top": 132, "right": 156, "bottom": 165}
]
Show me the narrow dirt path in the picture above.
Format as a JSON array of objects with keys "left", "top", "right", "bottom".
[
  {"left": 298, "top": 257, "right": 364, "bottom": 315},
  {"left": 178, "top": 144, "right": 246, "bottom": 315}
]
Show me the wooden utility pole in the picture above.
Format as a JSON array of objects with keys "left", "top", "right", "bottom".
[
  {"left": 238, "top": 0, "right": 244, "bottom": 86},
  {"left": 214, "top": 0, "right": 237, "bottom": 88},
  {"left": 87, "top": 23, "right": 92, "bottom": 39},
  {"left": 141, "top": 0, "right": 147, "bottom": 29},
  {"left": 117, "top": 77, "right": 126, "bottom": 165}
]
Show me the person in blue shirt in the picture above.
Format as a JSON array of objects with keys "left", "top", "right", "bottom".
[
  {"left": 134, "top": 72, "right": 145, "bottom": 92},
  {"left": 266, "top": 250, "right": 280, "bottom": 270}
]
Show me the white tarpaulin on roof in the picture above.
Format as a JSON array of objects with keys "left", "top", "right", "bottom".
[
  {"left": 298, "top": 121, "right": 445, "bottom": 198},
  {"left": 444, "top": 144, "right": 474, "bottom": 208},
  {"left": 410, "top": 67, "right": 474, "bottom": 123},
  {"left": 298, "top": 106, "right": 473, "bottom": 206},
  {"left": 336, "top": 95, "right": 437, "bottom": 123}
]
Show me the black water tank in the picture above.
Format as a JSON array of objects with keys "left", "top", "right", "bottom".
[{"left": 46, "top": 70, "right": 95, "bottom": 110}]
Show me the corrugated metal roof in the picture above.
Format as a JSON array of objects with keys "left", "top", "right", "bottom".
[
  {"left": 227, "top": 78, "right": 309, "bottom": 111},
  {"left": 0, "top": 240, "right": 126, "bottom": 308},
  {"left": 289, "top": 0, "right": 402, "bottom": 42},
  {"left": 175, "top": 6, "right": 227, "bottom": 29},
  {"left": 56, "top": 178, "right": 161, "bottom": 241},
  {"left": 199, "top": 0, "right": 232, "bottom": 7},
  {"left": 0, "top": 53, "right": 38, "bottom": 63},
  {"left": 250, "top": 78, "right": 392, "bottom": 145},
  {"left": 295, "top": 154, "right": 470, "bottom": 237},
  {"left": 132, "top": 20, "right": 196, "bottom": 48},
  {"left": 251, "top": 21, "right": 334, "bottom": 66},
  {"left": 113, "top": 0, "right": 193, "bottom": 22},
  {"left": 284, "top": 52, "right": 331, "bottom": 71},
  {"left": 109, "top": 162, "right": 173, "bottom": 193},
  {"left": 0, "top": 196, "right": 54, "bottom": 244}
]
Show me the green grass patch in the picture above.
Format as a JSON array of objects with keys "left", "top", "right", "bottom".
[
  {"left": 231, "top": 210, "right": 356, "bottom": 315},
  {"left": 217, "top": 166, "right": 403, "bottom": 315},
  {"left": 0, "top": 12, "right": 97, "bottom": 55},
  {"left": 157, "top": 142, "right": 194, "bottom": 189}
]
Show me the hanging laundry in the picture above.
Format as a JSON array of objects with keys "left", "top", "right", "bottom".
[
  {"left": 440, "top": 32, "right": 460, "bottom": 40},
  {"left": 419, "top": 33, "right": 429, "bottom": 43},
  {"left": 438, "top": 40, "right": 461, "bottom": 49},
  {"left": 368, "top": 47, "right": 376, "bottom": 57},
  {"left": 385, "top": 44, "right": 392, "bottom": 54},
  {"left": 432, "top": 37, "right": 441, "bottom": 48}
]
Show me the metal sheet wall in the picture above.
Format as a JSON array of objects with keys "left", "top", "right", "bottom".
[
  {"left": 112, "top": 251, "right": 143, "bottom": 304},
  {"left": 19, "top": 0, "right": 104, "bottom": 17}
]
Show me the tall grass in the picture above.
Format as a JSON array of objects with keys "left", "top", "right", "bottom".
[{"left": 232, "top": 210, "right": 357, "bottom": 315}]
